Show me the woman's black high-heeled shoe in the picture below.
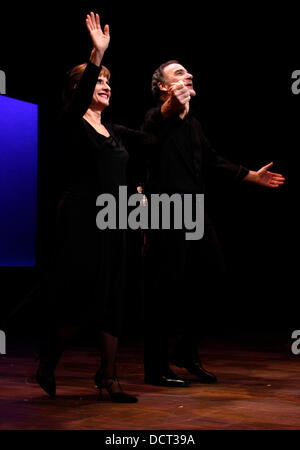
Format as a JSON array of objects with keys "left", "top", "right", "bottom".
[
  {"left": 94, "top": 371, "right": 138, "bottom": 403},
  {"left": 35, "top": 359, "right": 56, "bottom": 397},
  {"left": 34, "top": 349, "right": 61, "bottom": 397}
]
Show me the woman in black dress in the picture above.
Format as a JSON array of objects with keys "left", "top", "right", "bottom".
[{"left": 36, "top": 12, "right": 148, "bottom": 403}]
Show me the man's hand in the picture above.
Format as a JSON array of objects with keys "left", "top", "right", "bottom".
[
  {"left": 86, "top": 12, "right": 110, "bottom": 59},
  {"left": 161, "top": 81, "right": 194, "bottom": 119},
  {"left": 244, "top": 162, "right": 285, "bottom": 188},
  {"left": 169, "top": 80, "right": 192, "bottom": 108}
]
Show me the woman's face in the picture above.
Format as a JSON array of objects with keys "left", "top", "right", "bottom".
[{"left": 91, "top": 75, "right": 111, "bottom": 110}]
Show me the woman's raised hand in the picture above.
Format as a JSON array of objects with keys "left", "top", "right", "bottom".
[{"left": 86, "top": 12, "right": 110, "bottom": 55}]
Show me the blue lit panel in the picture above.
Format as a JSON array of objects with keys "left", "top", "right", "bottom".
[{"left": 0, "top": 96, "right": 38, "bottom": 266}]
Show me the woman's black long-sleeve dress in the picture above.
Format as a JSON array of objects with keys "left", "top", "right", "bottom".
[{"left": 46, "top": 61, "right": 150, "bottom": 337}]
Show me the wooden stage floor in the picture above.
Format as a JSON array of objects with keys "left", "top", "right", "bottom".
[{"left": 0, "top": 336, "right": 299, "bottom": 430}]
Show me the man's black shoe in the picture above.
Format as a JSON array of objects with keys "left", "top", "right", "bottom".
[
  {"left": 144, "top": 369, "right": 191, "bottom": 387},
  {"left": 170, "top": 356, "right": 217, "bottom": 383}
]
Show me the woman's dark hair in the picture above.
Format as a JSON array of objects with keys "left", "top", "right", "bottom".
[
  {"left": 62, "top": 63, "right": 111, "bottom": 106},
  {"left": 151, "top": 60, "right": 179, "bottom": 101}
]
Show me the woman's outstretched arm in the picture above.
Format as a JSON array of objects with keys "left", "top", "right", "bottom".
[
  {"left": 86, "top": 12, "right": 110, "bottom": 66},
  {"left": 63, "top": 12, "right": 110, "bottom": 119}
]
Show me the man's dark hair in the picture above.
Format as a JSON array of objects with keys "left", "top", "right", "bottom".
[{"left": 151, "top": 60, "right": 179, "bottom": 101}]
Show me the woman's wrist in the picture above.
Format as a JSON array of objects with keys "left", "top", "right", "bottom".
[{"left": 89, "top": 48, "right": 105, "bottom": 67}]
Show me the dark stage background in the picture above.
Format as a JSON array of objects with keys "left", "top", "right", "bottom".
[{"left": 0, "top": 3, "right": 296, "bottom": 343}]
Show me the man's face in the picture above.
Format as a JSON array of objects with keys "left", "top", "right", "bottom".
[{"left": 160, "top": 63, "right": 194, "bottom": 95}]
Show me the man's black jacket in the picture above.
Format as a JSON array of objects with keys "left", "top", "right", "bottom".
[{"left": 141, "top": 106, "right": 249, "bottom": 195}]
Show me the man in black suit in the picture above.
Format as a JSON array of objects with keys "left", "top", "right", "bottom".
[{"left": 141, "top": 60, "right": 285, "bottom": 387}]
